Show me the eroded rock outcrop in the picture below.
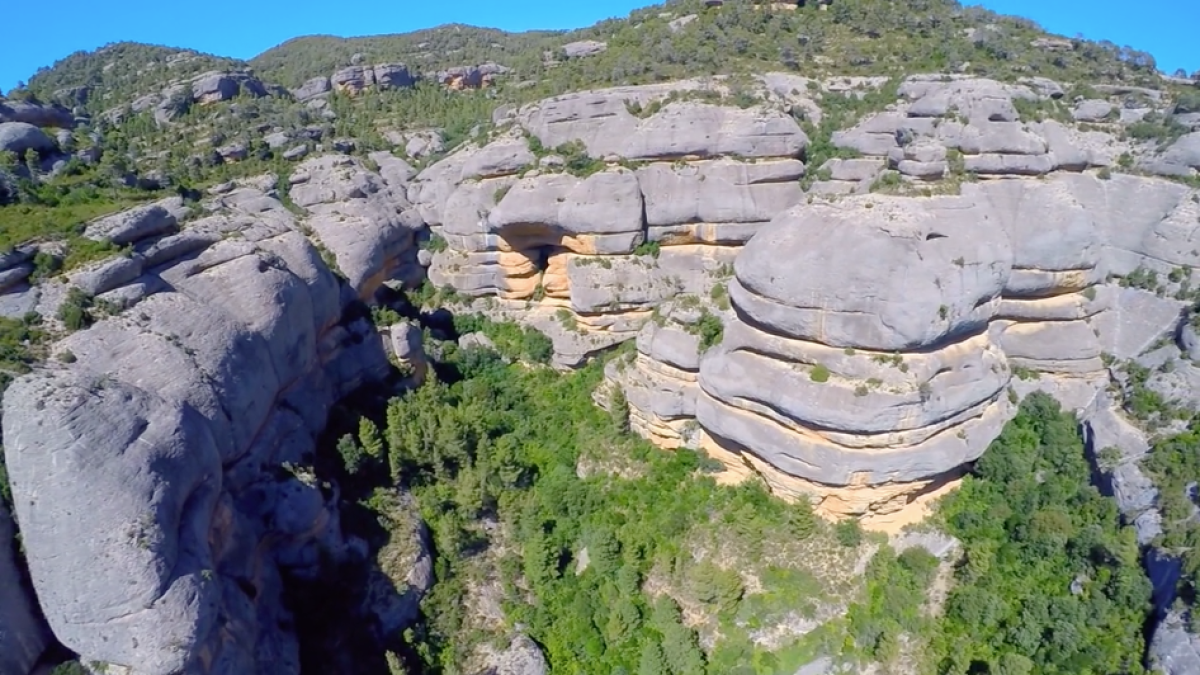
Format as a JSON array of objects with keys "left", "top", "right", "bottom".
[{"left": 1, "top": 167, "right": 421, "bottom": 674}]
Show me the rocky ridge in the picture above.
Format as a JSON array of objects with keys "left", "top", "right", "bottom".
[{"left": 1, "top": 158, "right": 425, "bottom": 674}]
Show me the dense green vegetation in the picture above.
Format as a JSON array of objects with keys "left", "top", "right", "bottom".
[
  {"left": 1143, "top": 425, "right": 1200, "bottom": 603},
  {"left": 932, "top": 392, "right": 1151, "bottom": 674},
  {"left": 245, "top": 0, "right": 1166, "bottom": 97},
  {"left": 316, "top": 306, "right": 1154, "bottom": 675}
]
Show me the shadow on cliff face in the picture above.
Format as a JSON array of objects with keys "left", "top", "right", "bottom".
[{"left": 282, "top": 371, "right": 434, "bottom": 675}]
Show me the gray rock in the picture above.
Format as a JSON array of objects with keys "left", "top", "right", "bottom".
[
  {"left": 520, "top": 89, "right": 807, "bottom": 160},
  {"left": 733, "top": 196, "right": 1008, "bottom": 351},
  {"left": 669, "top": 14, "right": 698, "bottom": 31},
  {"left": 372, "top": 64, "right": 415, "bottom": 90},
  {"left": 264, "top": 131, "right": 291, "bottom": 149},
  {"left": 435, "top": 62, "right": 508, "bottom": 89},
  {"left": 0, "top": 99, "right": 75, "bottom": 128},
  {"left": 963, "top": 153, "right": 1054, "bottom": 175},
  {"left": 461, "top": 137, "right": 534, "bottom": 179},
  {"left": 562, "top": 40, "right": 607, "bottom": 58},
  {"left": 85, "top": 203, "right": 178, "bottom": 246},
  {"left": 217, "top": 143, "right": 249, "bottom": 162},
  {"left": 1150, "top": 609, "right": 1200, "bottom": 675},
  {"left": 192, "top": 71, "right": 267, "bottom": 105},
  {"left": 292, "top": 77, "right": 331, "bottom": 101},
  {"left": 567, "top": 256, "right": 677, "bottom": 314},
  {"left": 0, "top": 500, "right": 49, "bottom": 675},
  {"left": 458, "top": 332, "right": 496, "bottom": 351},
  {"left": 332, "top": 138, "right": 357, "bottom": 154},
  {"left": 637, "top": 159, "right": 805, "bottom": 229},
  {"left": 292, "top": 155, "right": 419, "bottom": 298},
  {"left": 331, "top": 66, "right": 375, "bottom": 95},
  {"left": 282, "top": 145, "right": 309, "bottom": 161},
  {"left": 1072, "top": 99, "right": 1116, "bottom": 122},
  {"left": 477, "top": 634, "right": 549, "bottom": 675},
  {"left": 0, "top": 263, "right": 33, "bottom": 293},
  {"left": 367, "top": 152, "right": 416, "bottom": 190},
  {"left": 69, "top": 256, "right": 144, "bottom": 296},
  {"left": 0, "top": 122, "right": 55, "bottom": 155}
]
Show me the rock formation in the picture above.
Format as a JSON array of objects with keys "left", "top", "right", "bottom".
[
  {"left": 407, "top": 73, "right": 1200, "bottom": 530},
  {"left": 1, "top": 160, "right": 424, "bottom": 673}
]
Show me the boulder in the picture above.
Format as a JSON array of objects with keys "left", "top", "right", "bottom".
[
  {"left": 519, "top": 88, "right": 808, "bottom": 160},
  {"left": 283, "top": 145, "right": 309, "bottom": 161},
  {"left": 292, "top": 77, "right": 331, "bottom": 101},
  {"left": 732, "top": 196, "right": 1009, "bottom": 351},
  {"left": 291, "top": 155, "right": 420, "bottom": 298},
  {"left": 1072, "top": 99, "right": 1116, "bottom": 122},
  {"left": 192, "top": 71, "right": 267, "bottom": 105},
  {"left": 0, "top": 122, "right": 55, "bottom": 155},
  {"left": 373, "top": 64, "right": 415, "bottom": 90},
  {"left": 1149, "top": 609, "right": 1200, "bottom": 675},
  {"left": 217, "top": 143, "right": 249, "bottom": 162},
  {"left": 264, "top": 131, "right": 291, "bottom": 149},
  {"left": 562, "top": 40, "right": 608, "bottom": 58},
  {"left": 331, "top": 66, "right": 375, "bottom": 95},
  {"left": 476, "top": 634, "right": 549, "bottom": 675},
  {"left": 0, "top": 100, "right": 75, "bottom": 128},
  {"left": 84, "top": 203, "right": 179, "bottom": 246}
]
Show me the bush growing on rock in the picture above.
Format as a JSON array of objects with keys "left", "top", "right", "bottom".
[{"left": 810, "top": 363, "right": 831, "bottom": 383}]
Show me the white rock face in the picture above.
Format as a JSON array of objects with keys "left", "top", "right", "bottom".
[{"left": 2, "top": 175, "right": 410, "bottom": 674}]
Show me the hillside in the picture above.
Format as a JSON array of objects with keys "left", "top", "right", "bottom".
[{"left": 2, "top": 1, "right": 1200, "bottom": 674}]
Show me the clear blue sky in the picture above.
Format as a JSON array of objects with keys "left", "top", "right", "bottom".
[{"left": 0, "top": 0, "right": 1195, "bottom": 93}]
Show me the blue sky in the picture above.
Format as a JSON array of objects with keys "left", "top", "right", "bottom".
[{"left": 0, "top": 0, "right": 1196, "bottom": 93}]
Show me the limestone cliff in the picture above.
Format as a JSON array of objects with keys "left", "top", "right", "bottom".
[
  {"left": 411, "top": 73, "right": 1200, "bottom": 530},
  {"left": 0, "top": 161, "right": 421, "bottom": 674}
]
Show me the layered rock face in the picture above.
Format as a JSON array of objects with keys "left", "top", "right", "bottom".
[
  {"left": 412, "top": 74, "right": 1200, "bottom": 525},
  {"left": 698, "top": 194, "right": 1016, "bottom": 525},
  {"left": 414, "top": 80, "right": 807, "bottom": 366},
  {"left": 617, "top": 173, "right": 1200, "bottom": 527},
  {"left": 1, "top": 160, "right": 422, "bottom": 674}
]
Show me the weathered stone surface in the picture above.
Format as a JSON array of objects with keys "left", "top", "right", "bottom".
[
  {"left": 84, "top": 203, "right": 178, "bottom": 246},
  {"left": 0, "top": 263, "right": 33, "bottom": 293},
  {"left": 475, "top": 634, "right": 549, "bottom": 675},
  {"left": 0, "top": 500, "right": 49, "bottom": 675},
  {"left": 331, "top": 66, "right": 375, "bottom": 95},
  {"left": 487, "top": 169, "right": 644, "bottom": 252},
  {"left": 637, "top": 159, "right": 805, "bottom": 228},
  {"left": 69, "top": 256, "right": 144, "bottom": 296},
  {"left": 435, "top": 62, "right": 508, "bottom": 89},
  {"left": 1072, "top": 99, "right": 1116, "bottom": 122},
  {"left": 292, "top": 76, "right": 331, "bottom": 101},
  {"left": 520, "top": 89, "right": 807, "bottom": 160},
  {"left": 733, "top": 196, "right": 1008, "bottom": 351},
  {"left": 372, "top": 64, "right": 415, "bottom": 90},
  {"left": 291, "top": 155, "right": 420, "bottom": 298},
  {"left": 282, "top": 145, "right": 309, "bottom": 161},
  {"left": 1150, "top": 609, "right": 1200, "bottom": 675},
  {"left": 461, "top": 137, "right": 535, "bottom": 179},
  {"left": 191, "top": 71, "right": 267, "bottom": 105},
  {"left": 0, "top": 99, "right": 75, "bottom": 128},
  {"left": 2, "top": 188, "right": 398, "bottom": 675},
  {"left": 0, "top": 122, "right": 55, "bottom": 155},
  {"left": 562, "top": 40, "right": 607, "bottom": 58}
]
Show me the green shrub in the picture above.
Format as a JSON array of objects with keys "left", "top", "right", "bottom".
[
  {"left": 695, "top": 310, "right": 724, "bottom": 351},
  {"left": 810, "top": 363, "right": 831, "bottom": 383},
  {"left": 632, "top": 240, "right": 661, "bottom": 258},
  {"left": 58, "top": 287, "right": 95, "bottom": 331}
]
